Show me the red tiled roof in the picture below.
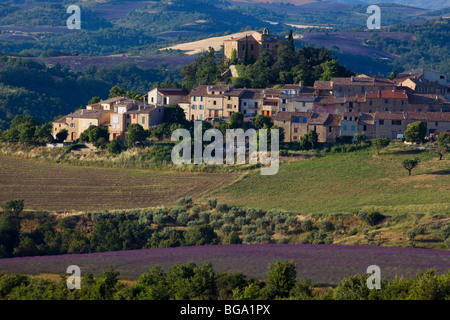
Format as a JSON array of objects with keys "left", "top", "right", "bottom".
[
  {"left": 366, "top": 90, "right": 407, "bottom": 99},
  {"left": 408, "top": 93, "right": 450, "bottom": 105},
  {"left": 373, "top": 112, "right": 406, "bottom": 120},
  {"left": 308, "top": 113, "right": 330, "bottom": 125},
  {"left": 157, "top": 88, "right": 188, "bottom": 96}
]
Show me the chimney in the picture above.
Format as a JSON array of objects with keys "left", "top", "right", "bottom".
[{"left": 81, "top": 109, "right": 84, "bottom": 115}]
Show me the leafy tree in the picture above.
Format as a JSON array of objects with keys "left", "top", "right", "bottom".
[
  {"left": 109, "top": 86, "right": 126, "bottom": 99},
  {"left": 372, "top": 138, "right": 390, "bottom": 154},
  {"left": 254, "top": 115, "right": 273, "bottom": 130},
  {"left": 79, "top": 125, "right": 109, "bottom": 147},
  {"left": 184, "top": 225, "right": 219, "bottom": 246},
  {"left": 365, "top": 212, "right": 386, "bottom": 226},
  {"left": 223, "top": 231, "right": 242, "bottom": 245},
  {"left": 229, "top": 48, "right": 237, "bottom": 65},
  {"left": 1, "top": 199, "right": 24, "bottom": 215},
  {"left": 126, "top": 123, "right": 148, "bottom": 147},
  {"left": 317, "top": 59, "right": 353, "bottom": 81},
  {"left": 402, "top": 158, "right": 420, "bottom": 176},
  {"left": 55, "top": 129, "right": 68, "bottom": 143},
  {"left": 229, "top": 112, "right": 244, "bottom": 129},
  {"left": 106, "top": 140, "right": 124, "bottom": 154},
  {"left": 435, "top": 133, "right": 450, "bottom": 160},
  {"left": 135, "top": 266, "right": 171, "bottom": 300},
  {"left": 233, "top": 282, "right": 262, "bottom": 300},
  {"left": 163, "top": 105, "right": 188, "bottom": 126},
  {"left": 300, "top": 130, "right": 319, "bottom": 150},
  {"left": 265, "top": 260, "right": 297, "bottom": 299},
  {"left": 404, "top": 121, "right": 427, "bottom": 144},
  {"left": 88, "top": 96, "right": 101, "bottom": 105},
  {"left": 332, "top": 274, "right": 371, "bottom": 300}
]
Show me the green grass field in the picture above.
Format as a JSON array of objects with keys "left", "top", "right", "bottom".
[{"left": 214, "top": 143, "right": 450, "bottom": 215}]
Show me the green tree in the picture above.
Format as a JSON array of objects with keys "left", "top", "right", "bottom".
[
  {"left": 106, "top": 140, "right": 123, "bottom": 154},
  {"left": 88, "top": 96, "right": 101, "bottom": 105},
  {"left": 300, "top": 130, "right": 319, "bottom": 150},
  {"left": 372, "top": 138, "right": 390, "bottom": 154},
  {"left": 229, "top": 48, "right": 237, "bottom": 65},
  {"left": 404, "top": 121, "right": 427, "bottom": 144},
  {"left": 1, "top": 199, "right": 24, "bottom": 215},
  {"left": 435, "top": 133, "right": 450, "bottom": 160},
  {"left": 229, "top": 112, "right": 244, "bottom": 129},
  {"left": 265, "top": 260, "right": 297, "bottom": 299},
  {"left": 332, "top": 274, "right": 371, "bottom": 300},
  {"left": 135, "top": 266, "right": 171, "bottom": 300},
  {"left": 317, "top": 60, "right": 353, "bottom": 81},
  {"left": 254, "top": 115, "right": 273, "bottom": 130},
  {"left": 109, "top": 86, "right": 126, "bottom": 99},
  {"left": 184, "top": 225, "right": 219, "bottom": 246},
  {"left": 55, "top": 129, "right": 68, "bottom": 143},
  {"left": 164, "top": 105, "right": 188, "bottom": 125},
  {"left": 125, "top": 123, "right": 148, "bottom": 147},
  {"left": 402, "top": 158, "right": 420, "bottom": 176}
]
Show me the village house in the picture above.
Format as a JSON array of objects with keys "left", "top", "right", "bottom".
[
  {"left": 274, "top": 112, "right": 312, "bottom": 142},
  {"left": 145, "top": 87, "right": 188, "bottom": 106},
  {"left": 53, "top": 109, "right": 111, "bottom": 142}
]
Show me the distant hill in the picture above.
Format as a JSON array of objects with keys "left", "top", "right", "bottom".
[{"left": 327, "top": 0, "right": 450, "bottom": 10}]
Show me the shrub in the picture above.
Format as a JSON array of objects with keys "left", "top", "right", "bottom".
[
  {"left": 217, "top": 203, "right": 229, "bottom": 213},
  {"left": 301, "top": 219, "right": 313, "bottom": 232},
  {"left": 176, "top": 212, "right": 190, "bottom": 226},
  {"left": 275, "top": 223, "right": 289, "bottom": 234},
  {"left": 210, "top": 219, "right": 224, "bottom": 230},
  {"left": 242, "top": 225, "right": 257, "bottom": 235},
  {"left": 176, "top": 196, "right": 193, "bottom": 206},
  {"left": 445, "top": 237, "right": 450, "bottom": 249},
  {"left": 191, "top": 205, "right": 201, "bottom": 215},
  {"left": 318, "top": 220, "right": 334, "bottom": 232},
  {"left": 235, "top": 216, "right": 250, "bottom": 227},
  {"left": 223, "top": 232, "right": 242, "bottom": 245},
  {"left": 169, "top": 207, "right": 186, "bottom": 221},
  {"left": 223, "top": 212, "right": 236, "bottom": 224},
  {"left": 210, "top": 212, "right": 222, "bottom": 221},
  {"left": 440, "top": 223, "right": 450, "bottom": 239},
  {"left": 285, "top": 216, "right": 298, "bottom": 228},
  {"left": 207, "top": 198, "right": 217, "bottom": 209},
  {"left": 365, "top": 212, "right": 386, "bottom": 226},
  {"left": 107, "top": 140, "right": 123, "bottom": 154},
  {"left": 336, "top": 135, "right": 353, "bottom": 144},
  {"left": 221, "top": 224, "right": 233, "bottom": 236},
  {"left": 198, "top": 211, "right": 211, "bottom": 223},
  {"left": 357, "top": 210, "right": 368, "bottom": 221},
  {"left": 255, "top": 218, "right": 270, "bottom": 230},
  {"left": 246, "top": 208, "right": 263, "bottom": 221},
  {"left": 153, "top": 212, "right": 171, "bottom": 225}
]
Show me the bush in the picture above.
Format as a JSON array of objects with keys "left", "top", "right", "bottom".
[
  {"left": 198, "top": 211, "right": 211, "bottom": 223},
  {"left": 176, "top": 196, "right": 193, "bottom": 206},
  {"left": 246, "top": 208, "right": 263, "bottom": 221},
  {"left": 107, "top": 140, "right": 124, "bottom": 154},
  {"left": 255, "top": 218, "right": 270, "bottom": 230},
  {"left": 223, "top": 232, "right": 242, "bottom": 245},
  {"left": 357, "top": 210, "right": 368, "bottom": 221},
  {"left": 217, "top": 203, "right": 229, "bottom": 213},
  {"left": 301, "top": 219, "right": 313, "bottom": 232},
  {"left": 440, "top": 223, "right": 450, "bottom": 239},
  {"left": 242, "top": 225, "right": 257, "bottom": 235},
  {"left": 445, "top": 237, "right": 450, "bottom": 249},
  {"left": 336, "top": 135, "right": 353, "bottom": 144},
  {"left": 169, "top": 207, "right": 185, "bottom": 221},
  {"left": 207, "top": 198, "right": 217, "bottom": 209},
  {"left": 365, "top": 212, "right": 386, "bottom": 226},
  {"left": 318, "top": 220, "right": 334, "bottom": 232},
  {"left": 176, "top": 212, "right": 190, "bottom": 226},
  {"left": 275, "top": 223, "right": 289, "bottom": 234}
]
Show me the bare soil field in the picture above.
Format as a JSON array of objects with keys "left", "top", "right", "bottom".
[
  {"left": 161, "top": 31, "right": 258, "bottom": 55},
  {"left": 0, "top": 156, "right": 239, "bottom": 212}
]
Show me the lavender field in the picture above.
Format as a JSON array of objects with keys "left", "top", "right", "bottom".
[{"left": 0, "top": 244, "right": 448, "bottom": 284}]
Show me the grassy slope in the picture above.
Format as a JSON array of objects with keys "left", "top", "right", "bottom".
[{"left": 214, "top": 143, "right": 450, "bottom": 215}]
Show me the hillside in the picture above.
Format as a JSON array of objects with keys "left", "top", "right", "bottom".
[{"left": 214, "top": 143, "right": 450, "bottom": 215}]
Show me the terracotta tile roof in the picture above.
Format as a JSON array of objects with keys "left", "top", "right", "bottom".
[
  {"left": 282, "top": 84, "right": 301, "bottom": 90},
  {"left": 293, "top": 95, "right": 317, "bottom": 102},
  {"left": 314, "top": 81, "right": 332, "bottom": 90},
  {"left": 308, "top": 113, "right": 330, "bottom": 125},
  {"left": 358, "top": 113, "right": 375, "bottom": 125},
  {"left": 53, "top": 116, "right": 67, "bottom": 123},
  {"left": 240, "top": 89, "right": 263, "bottom": 100},
  {"left": 67, "top": 109, "right": 110, "bottom": 119},
  {"left": 408, "top": 93, "right": 450, "bottom": 105},
  {"left": 331, "top": 75, "right": 375, "bottom": 85},
  {"left": 366, "top": 90, "right": 408, "bottom": 99},
  {"left": 190, "top": 85, "right": 208, "bottom": 97},
  {"left": 324, "top": 114, "right": 342, "bottom": 126},
  {"left": 373, "top": 112, "right": 406, "bottom": 120},
  {"left": 157, "top": 88, "right": 188, "bottom": 96},
  {"left": 274, "top": 112, "right": 313, "bottom": 122},
  {"left": 179, "top": 95, "right": 190, "bottom": 104},
  {"left": 406, "top": 112, "right": 450, "bottom": 122},
  {"left": 316, "top": 96, "right": 335, "bottom": 104},
  {"left": 223, "top": 88, "right": 246, "bottom": 97}
]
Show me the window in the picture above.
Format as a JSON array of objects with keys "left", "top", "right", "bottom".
[
  {"left": 151, "top": 97, "right": 154, "bottom": 103},
  {"left": 200, "top": 96, "right": 203, "bottom": 101},
  {"left": 384, "top": 99, "right": 388, "bottom": 104},
  {"left": 401, "top": 100, "right": 404, "bottom": 105},
  {"left": 379, "top": 120, "right": 384, "bottom": 125},
  {"left": 193, "top": 96, "right": 196, "bottom": 102},
  {"left": 70, "top": 123, "right": 74, "bottom": 128},
  {"left": 302, "top": 117, "right": 307, "bottom": 123},
  {"left": 293, "top": 136, "right": 297, "bottom": 140},
  {"left": 392, "top": 120, "right": 402, "bottom": 125},
  {"left": 213, "top": 101, "right": 217, "bottom": 105},
  {"left": 329, "top": 127, "right": 332, "bottom": 133},
  {"left": 361, "top": 87, "right": 365, "bottom": 93},
  {"left": 112, "top": 116, "right": 119, "bottom": 124},
  {"left": 351, "top": 125, "right": 355, "bottom": 131},
  {"left": 435, "top": 121, "right": 438, "bottom": 126},
  {"left": 192, "top": 105, "right": 196, "bottom": 109},
  {"left": 338, "top": 87, "right": 342, "bottom": 93},
  {"left": 363, "top": 125, "right": 367, "bottom": 131},
  {"left": 243, "top": 102, "right": 247, "bottom": 106},
  {"left": 294, "top": 117, "right": 300, "bottom": 123},
  {"left": 369, "top": 101, "right": 373, "bottom": 106},
  {"left": 294, "top": 128, "right": 298, "bottom": 133},
  {"left": 199, "top": 105, "right": 204, "bottom": 110},
  {"left": 302, "top": 102, "right": 305, "bottom": 107},
  {"left": 142, "top": 117, "right": 145, "bottom": 125},
  {"left": 250, "top": 44, "right": 254, "bottom": 50},
  {"left": 343, "top": 125, "right": 348, "bottom": 131}
]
